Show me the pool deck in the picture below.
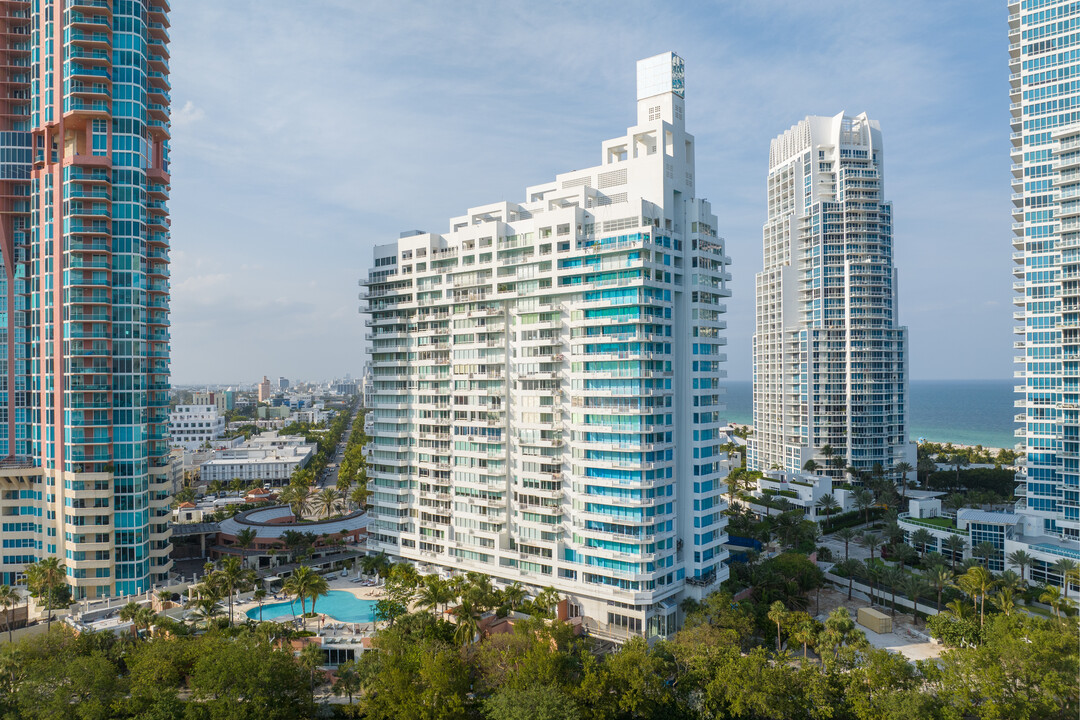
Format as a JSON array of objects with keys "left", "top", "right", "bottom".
[{"left": 233, "top": 574, "right": 386, "bottom": 628}]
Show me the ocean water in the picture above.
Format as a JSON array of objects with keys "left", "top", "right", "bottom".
[{"left": 723, "top": 379, "right": 1016, "bottom": 450}]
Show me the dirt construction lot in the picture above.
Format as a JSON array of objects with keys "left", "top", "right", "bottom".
[{"left": 814, "top": 587, "right": 944, "bottom": 662}]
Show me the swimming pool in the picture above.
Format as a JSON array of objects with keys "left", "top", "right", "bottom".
[{"left": 246, "top": 590, "right": 378, "bottom": 623}]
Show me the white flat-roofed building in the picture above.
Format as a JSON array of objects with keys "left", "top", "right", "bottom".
[
  {"left": 360, "top": 53, "right": 734, "bottom": 640},
  {"left": 751, "top": 470, "right": 850, "bottom": 520},
  {"left": 199, "top": 431, "right": 315, "bottom": 485},
  {"left": 169, "top": 404, "right": 227, "bottom": 451}
]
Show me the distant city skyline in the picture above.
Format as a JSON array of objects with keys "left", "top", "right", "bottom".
[{"left": 167, "top": 1, "right": 1008, "bottom": 383}]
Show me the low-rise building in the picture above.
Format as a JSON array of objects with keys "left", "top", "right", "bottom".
[
  {"left": 257, "top": 405, "right": 291, "bottom": 420},
  {"left": 215, "top": 389, "right": 236, "bottom": 413},
  {"left": 898, "top": 499, "right": 1023, "bottom": 572},
  {"left": 750, "top": 470, "right": 850, "bottom": 520},
  {"left": 290, "top": 406, "right": 330, "bottom": 425},
  {"left": 215, "top": 505, "right": 368, "bottom": 571},
  {"left": 169, "top": 404, "right": 227, "bottom": 451},
  {"left": 199, "top": 431, "right": 316, "bottom": 486}
]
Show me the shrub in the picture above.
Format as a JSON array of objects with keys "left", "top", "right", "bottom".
[{"left": 927, "top": 613, "right": 982, "bottom": 647}]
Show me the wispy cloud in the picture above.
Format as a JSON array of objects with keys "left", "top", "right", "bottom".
[{"left": 168, "top": 0, "right": 1011, "bottom": 383}]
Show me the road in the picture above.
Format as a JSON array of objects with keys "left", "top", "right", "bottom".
[{"left": 314, "top": 404, "right": 357, "bottom": 490}]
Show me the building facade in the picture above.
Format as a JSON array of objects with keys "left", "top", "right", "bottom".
[
  {"left": 168, "top": 404, "right": 225, "bottom": 451},
  {"left": 257, "top": 376, "right": 271, "bottom": 403},
  {"left": 1008, "top": 1, "right": 1080, "bottom": 582},
  {"left": 213, "top": 389, "right": 234, "bottom": 413},
  {"left": 361, "top": 53, "right": 734, "bottom": 639},
  {"left": 0, "top": 0, "right": 172, "bottom": 597},
  {"left": 748, "top": 113, "right": 915, "bottom": 481},
  {"left": 199, "top": 431, "right": 315, "bottom": 486}
]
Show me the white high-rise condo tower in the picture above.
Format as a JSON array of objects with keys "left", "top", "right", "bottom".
[
  {"left": 748, "top": 113, "right": 916, "bottom": 481},
  {"left": 360, "top": 53, "right": 734, "bottom": 639},
  {"left": 1007, "top": 1, "right": 1080, "bottom": 586}
]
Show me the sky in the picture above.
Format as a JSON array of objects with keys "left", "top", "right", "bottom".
[{"left": 167, "top": 0, "right": 1010, "bottom": 385}]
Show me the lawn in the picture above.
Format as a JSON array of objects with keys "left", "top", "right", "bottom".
[{"left": 914, "top": 516, "right": 955, "bottom": 529}]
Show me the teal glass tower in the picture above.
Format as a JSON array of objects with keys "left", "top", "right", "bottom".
[
  {"left": 1009, "top": 0, "right": 1080, "bottom": 586},
  {"left": 0, "top": 0, "right": 172, "bottom": 600}
]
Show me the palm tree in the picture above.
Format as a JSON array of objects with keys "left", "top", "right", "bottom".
[
  {"left": 333, "top": 660, "right": 362, "bottom": 703},
  {"left": 299, "top": 642, "right": 325, "bottom": 700},
  {"left": 253, "top": 588, "right": 267, "bottom": 622},
  {"left": 997, "top": 570, "right": 1025, "bottom": 595},
  {"left": 972, "top": 541, "right": 999, "bottom": 570},
  {"left": 942, "top": 535, "right": 967, "bottom": 572},
  {"left": 830, "top": 455, "right": 846, "bottom": 476},
  {"left": 819, "top": 444, "right": 834, "bottom": 467},
  {"left": 891, "top": 543, "right": 917, "bottom": 571},
  {"left": 502, "top": 581, "right": 526, "bottom": 612},
  {"left": 135, "top": 606, "right": 158, "bottom": 638},
  {"left": 313, "top": 487, "right": 340, "bottom": 519},
  {"left": 284, "top": 565, "right": 330, "bottom": 619},
  {"left": 454, "top": 598, "right": 480, "bottom": 646},
  {"left": 534, "top": 586, "right": 561, "bottom": 618},
  {"left": 280, "top": 484, "right": 311, "bottom": 519},
  {"left": 926, "top": 565, "right": 952, "bottom": 613},
  {"left": 893, "top": 462, "right": 915, "bottom": 503},
  {"left": 791, "top": 616, "right": 816, "bottom": 660},
  {"left": 991, "top": 587, "right": 1018, "bottom": 617},
  {"left": 859, "top": 532, "right": 882, "bottom": 562},
  {"left": 944, "top": 599, "right": 974, "bottom": 620},
  {"left": 235, "top": 527, "right": 257, "bottom": 562},
  {"left": 833, "top": 559, "right": 863, "bottom": 600},
  {"left": 909, "top": 528, "right": 935, "bottom": 562},
  {"left": 863, "top": 562, "right": 883, "bottom": 607},
  {"left": 836, "top": 528, "right": 857, "bottom": 561},
  {"left": 901, "top": 575, "right": 927, "bottom": 624},
  {"left": 25, "top": 557, "right": 66, "bottom": 630},
  {"left": 1007, "top": 549, "right": 1033, "bottom": 582},
  {"left": 1038, "top": 584, "right": 1074, "bottom": 619},
  {"left": 815, "top": 493, "right": 839, "bottom": 519},
  {"left": 954, "top": 566, "right": 995, "bottom": 626},
  {"left": 951, "top": 454, "right": 970, "bottom": 488},
  {"left": 186, "top": 582, "right": 223, "bottom": 628},
  {"left": 416, "top": 576, "right": 452, "bottom": 617},
  {"left": 767, "top": 601, "right": 787, "bottom": 652},
  {"left": 943, "top": 493, "right": 967, "bottom": 516},
  {"left": 803, "top": 459, "right": 819, "bottom": 474},
  {"left": 882, "top": 566, "right": 905, "bottom": 617},
  {"left": 0, "top": 585, "right": 17, "bottom": 643},
  {"left": 216, "top": 556, "right": 251, "bottom": 627},
  {"left": 853, "top": 489, "right": 874, "bottom": 524},
  {"left": 119, "top": 602, "right": 143, "bottom": 638},
  {"left": 1052, "top": 558, "right": 1079, "bottom": 599}
]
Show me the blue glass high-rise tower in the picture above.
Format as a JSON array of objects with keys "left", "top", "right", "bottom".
[
  {"left": 1009, "top": 0, "right": 1080, "bottom": 586},
  {"left": 0, "top": 0, "right": 172, "bottom": 600}
]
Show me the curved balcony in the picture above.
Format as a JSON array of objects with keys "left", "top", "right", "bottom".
[
  {"left": 67, "top": 47, "right": 109, "bottom": 65},
  {"left": 147, "top": 117, "right": 169, "bottom": 140},
  {"left": 66, "top": 290, "right": 110, "bottom": 305},
  {"left": 67, "top": 1, "right": 114, "bottom": 19},
  {"left": 146, "top": 70, "right": 170, "bottom": 92},
  {"left": 66, "top": 239, "right": 110, "bottom": 255},
  {"left": 67, "top": 29, "right": 111, "bottom": 51},
  {"left": 67, "top": 343, "right": 110, "bottom": 359},
  {"left": 66, "top": 272, "right": 110, "bottom": 289}
]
